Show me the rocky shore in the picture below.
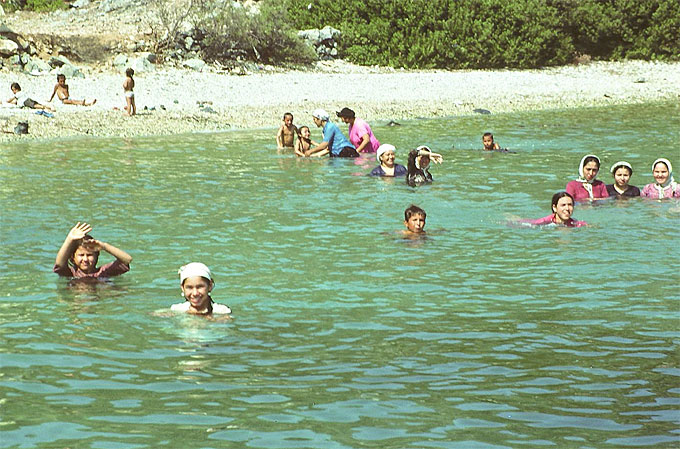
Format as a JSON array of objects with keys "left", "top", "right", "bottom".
[{"left": 2, "top": 59, "right": 679, "bottom": 143}]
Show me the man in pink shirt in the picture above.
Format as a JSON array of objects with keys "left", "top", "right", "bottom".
[{"left": 336, "top": 107, "right": 380, "bottom": 153}]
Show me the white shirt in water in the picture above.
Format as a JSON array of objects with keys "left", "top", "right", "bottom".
[{"left": 170, "top": 301, "right": 232, "bottom": 314}]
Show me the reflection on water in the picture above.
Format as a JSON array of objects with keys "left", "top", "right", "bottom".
[{"left": 1, "top": 102, "right": 679, "bottom": 449}]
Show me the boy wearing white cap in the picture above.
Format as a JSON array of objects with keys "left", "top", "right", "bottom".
[
  {"left": 305, "top": 108, "right": 359, "bottom": 158},
  {"left": 171, "top": 263, "right": 232, "bottom": 315}
]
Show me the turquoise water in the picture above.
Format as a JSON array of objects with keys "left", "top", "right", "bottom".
[{"left": 1, "top": 102, "right": 679, "bottom": 449}]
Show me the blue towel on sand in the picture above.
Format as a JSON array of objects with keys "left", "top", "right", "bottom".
[{"left": 35, "top": 110, "right": 54, "bottom": 118}]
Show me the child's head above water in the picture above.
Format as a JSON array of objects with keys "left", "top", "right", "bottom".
[
  {"left": 178, "top": 262, "right": 215, "bottom": 312},
  {"left": 551, "top": 191, "right": 575, "bottom": 223},
  {"left": 299, "top": 125, "right": 310, "bottom": 138},
  {"left": 404, "top": 204, "right": 427, "bottom": 234},
  {"left": 610, "top": 161, "right": 633, "bottom": 188},
  {"left": 71, "top": 235, "right": 100, "bottom": 273},
  {"left": 482, "top": 132, "right": 495, "bottom": 149}
]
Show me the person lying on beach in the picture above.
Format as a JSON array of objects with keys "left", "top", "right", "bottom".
[
  {"left": 520, "top": 192, "right": 587, "bottom": 228},
  {"left": 369, "top": 144, "right": 407, "bottom": 177},
  {"left": 171, "top": 263, "right": 232, "bottom": 315},
  {"left": 48, "top": 74, "right": 96, "bottom": 106},
  {"left": 305, "top": 109, "right": 358, "bottom": 158},
  {"left": 402, "top": 204, "right": 427, "bottom": 237},
  {"left": 482, "top": 132, "right": 501, "bottom": 151},
  {"left": 640, "top": 158, "right": 680, "bottom": 199},
  {"left": 606, "top": 161, "right": 640, "bottom": 198},
  {"left": 123, "top": 68, "right": 136, "bottom": 116},
  {"left": 406, "top": 145, "right": 443, "bottom": 186},
  {"left": 565, "top": 154, "right": 609, "bottom": 201},
  {"left": 6, "top": 82, "right": 55, "bottom": 112},
  {"left": 277, "top": 112, "right": 299, "bottom": 150},
  {"left": 54, "top": 222, "right": 132, "bottom": 278},
  {"left": 294, "top": 125, "right": 318, "bottom": 157}
]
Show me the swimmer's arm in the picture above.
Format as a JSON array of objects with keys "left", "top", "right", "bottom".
[
  {"left": 92, "top": 240, "right": 133, "bottom": 266},
  {"left": 305, "top": 140, "right": 328, "bottom": 157},
  {"left": 355, "top": 133, "right": 370, "bottom": 153},
  {"left": 293, "top": 139, "right": 305, "bottom": 157},
  {"left": 493, "top": 142, "right": 500, "bottom": 150},
  {"left": 55, "top": 222, "right": 93, "bottom": 269}
]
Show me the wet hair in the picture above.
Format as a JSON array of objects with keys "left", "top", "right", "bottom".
[
  {"left": 583, "top": 156, "right": 600, "bottom": 168},
  {"left": 299, "top": 125, "right": 310, "bottom": 135},
  {"left": 57, "top": 74, "right": 66, "bottom": 81},
  {"left": 126, "top": 68, "right": 134, "bottom": 77},
  {"left": 11, "top": 82, "right": 20, "bottom": 91},
  {"left": 407, "top": 149, "right": 419, "bottom": 173},
  {"left": 551, "top": 191, "right": 574, "bottom": 210},
  {"left": 483, "top": 132, "right": 494, "bottom": 139},
  {"left": 612, "top": 164, "right": 632, "bottom": 176},
  {"left": 283, "top": 112, "right": 293, "bottom": 120},
  {"left": 404, "top": 204, "right": 426, "bottom": 221},
  {"left": 69, "top": 234, "right": 100, "bottom": 266}
]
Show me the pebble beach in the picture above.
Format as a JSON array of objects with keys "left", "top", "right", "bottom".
[{"left": 2, "top": 59, "right": 679, "bottom": 143}]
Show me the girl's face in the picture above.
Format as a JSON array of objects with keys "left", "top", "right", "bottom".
[
  {"left": 582, "top": 161, "right": 599, "bottom": 181},
  {"left": 72, "top": 246, "right": 98, "bottom": 273},
  {"left": 653, "top": 162, "right": 670, "bottom": 185},
  {"left": 418, "top": 155, "right": 430, "bottom": 169},
  {"left": 380, "top": 150, "right": 395, "bottom": 167},
  {"left": 552, "top": 197, "right": 574, "bottom": 223},
  {"left": 181, "top": 276, "right": 213, "bottom": 312},
  {"left": 613, "top": 167, "right": 631, "bottom": 188},
  {"left": 301, "top": 127, "right": 310, "bottom": 139}
]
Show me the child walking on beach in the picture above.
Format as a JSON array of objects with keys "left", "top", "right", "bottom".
[
  {"left": 123, "top": 68, "right": 136, "bottom": 116},
  {"left": 276, "top": 112, "right": 298, "bottom": 149},
  {"left": 54, "top": 222, "right": 132, "bottom": 278}
]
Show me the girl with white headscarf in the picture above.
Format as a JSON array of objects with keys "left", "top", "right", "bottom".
[
  {"left": 171, "top": 263, "right": 232, "bottom": 315},
  {"left": 641, "top": 158, "right": 680, "bottom": 199},
  {"left": 565, "top": 154, "right": 609, "bottom": 200},
  {"left": 606, "top": 161, "right": 640, "bottom": 198}
]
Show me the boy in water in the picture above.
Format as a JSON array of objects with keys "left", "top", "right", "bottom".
[
  {"left": 402, "top": 204, "right": 426, "bottom": 236},
  {"left": 6, "top": 82, "right": 55, "bottom": 112},
  {"left": 482, "top": 132, "right": 500, "bottom": 151},
  {"left": 276, "top": 112, "right": 298, "bottom": 149},
  {"left": 123, "top": 68, "right": 135, "bottom": 116},
  {"left": 49, "top": 74, "right": 96, "bottom": 106}
]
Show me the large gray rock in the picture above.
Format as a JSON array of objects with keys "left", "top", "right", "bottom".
[
  {"left": 182, "top": 58, "right": 206, "bottom": 72},
  {"left": 20, "top": 53, "right": 31, "bottom": 65},
  {"left": 298, "top": 29, "right": 320, "bottom": 42},
  {"left": 0, "top": 38, "right": 18, "bottom": 56},
  {"left": 319, "top": 26, "right": 340, "bottom": 41},
  {"left": 59, "top": 63, "right": 84, "bottom": 78},
  {"left": 113, "top": 54, "right": 128, "bottom": 69},
  {"left": 139, "top": 52, "right": 157, "bottom": 63},
  {"left": 49, "top": 55, "right": 72, "bottom": 67},
  {"left": 131, "top": 55, "right": 154, "bottom": 73},
  {"left": 99, "top": 0, "right": 134, "bottom": 12},
  {"left": 24, "top": 58, "right": 51, "bottom": 74},
  {"left": 72, "top": 0, "right": 90, "bottom": 8},
  {"left": 298, "top": 26, "right": 341, "bottom": 60}
]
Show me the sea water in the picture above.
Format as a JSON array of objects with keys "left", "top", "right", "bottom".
[{"left": 1, "top": 102, "right": 679, "bottom": 449}]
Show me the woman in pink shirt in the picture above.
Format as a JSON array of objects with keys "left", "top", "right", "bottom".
[
  {"left": 640, "top": 158, "right": 680, "bottom": 199},
  {"left": 565, "top": 154, "right": 609, "bottom": 200},
  {"left": 522, "top": 192, "right": 587, "bottom": 228},
  {"left": 336, "top": 107, "right": 380, "bottom": 153}
]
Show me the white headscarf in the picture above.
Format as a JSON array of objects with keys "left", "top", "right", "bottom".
[
  {"left": 312, "top": 109, "right": 329, "bottom": 121},
  {"left": 376, "top": 144, "right": 396, "bottom": 163},
  {"left": 651, "top": 158, "right": 677, "bottom": 199},
  {"left": 178, "top": 262, "right": 212, "bottom": 285},
  {"left": 576, "top": 154, "right": 601, "bottom": 199}
]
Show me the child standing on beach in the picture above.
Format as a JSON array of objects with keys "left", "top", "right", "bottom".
[
  {"left": 276, "top": 112, "right": 298, "bottom": 149},
  {"left": 6, "top": 83, "right": 55, "bottom": 112},
  {"left": 482, "top": 132, "right": 501, "bottom": 151},
  {"left": 48, "top": 74, "right": 96, "bottom": 106},
  {"left": 54, "top": 222, "right": 132, "bottom": 278},
  {"left": 293, "top": 125, "right": 318, "bottom": 157},
  {"left": 123, "top": 68, "right": 136, "bottom": 116}
]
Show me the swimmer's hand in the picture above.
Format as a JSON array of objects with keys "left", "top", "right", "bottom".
[
  {"left": 81, "top": 238, "right": 103, "bottom": 251},
  {"left": 68, "top": 222, "right": 93, "bottom": 241},
  {"left": 418, "top": 149, "right": 443, "bottom": 164}
]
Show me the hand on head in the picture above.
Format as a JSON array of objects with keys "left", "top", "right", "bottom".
[{"left": 68, "top": 222, "right": 92, "bottom": 240}]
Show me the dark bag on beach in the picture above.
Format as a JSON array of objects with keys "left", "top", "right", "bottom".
[{"left": 14, "top": 121, "right": 28, "bottom": 135}]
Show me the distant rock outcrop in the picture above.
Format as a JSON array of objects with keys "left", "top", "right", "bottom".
[{"left": 298, "top": 26, "right": 341, "bottom": 60}]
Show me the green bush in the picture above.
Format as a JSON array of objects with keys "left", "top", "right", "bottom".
[
  {"left": 283, "top": 0, "right": 679, "bottom": 69},
  {"left": 25, "top": 0, "right": 67, "bottom": 12}
]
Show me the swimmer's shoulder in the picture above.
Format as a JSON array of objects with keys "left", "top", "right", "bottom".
[{"left": 212, "top": 303, "right": 232, "bottom": 314}]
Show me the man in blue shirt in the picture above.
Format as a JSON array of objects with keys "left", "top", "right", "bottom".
[{"left": 305, "top": 109, "right": 359, "bottom": 158}]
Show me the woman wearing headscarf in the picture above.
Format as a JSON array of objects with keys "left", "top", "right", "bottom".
[
  {"left": 369, "top": 144, "right": 407, "bottom": 177},
  {"left": 606, "top": 161, "right": 640, "bottom": 198},
  {"left": 565, "top": 154, "right": 609, "bottom": 200},
  {"left": 406, "top": 145, "right": 443, "bottom": 187},
  {"left": 336, "top": 107, "right": 381, "bottom": 153},
  {"left": 641, "top": 158, "right": 680, "bottom": 199}
]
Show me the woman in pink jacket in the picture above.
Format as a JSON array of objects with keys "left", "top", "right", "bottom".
[
  {"left": 522, "top": 192, "right": 587, "bottom": 228},
  {"left": 640, "top": 158, "right": 680, "bottom": 199},
  {"left": 565, "top": 154, "right": 609, "bottom": 200}
]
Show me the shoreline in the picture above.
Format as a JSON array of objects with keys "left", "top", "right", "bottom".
[{"left": 1, "top": 60, "right": 679, "bottom": 143}]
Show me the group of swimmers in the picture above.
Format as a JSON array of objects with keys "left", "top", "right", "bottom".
[{"left": 6, "top": 69, "right": 136, "bottom": 116}]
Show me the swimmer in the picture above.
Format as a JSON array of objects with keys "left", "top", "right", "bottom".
[
  {"left": 482, "top": 132, "right": 500, "bottom": 151},
  {"left": 406, "top": 145, "right": 443, "bottom": 187},
  {"left": 606, "top": 161, "right": 640, "bottom": 198},
  {"left": 48, "top": 74, "right": 96, "bottom": 106},
  {"left": 640, "top": 158, "right": 680, "bottom": 199},
  {"left": 565, "top": 154, "right": 609, "bottom": 200},
  {"left": 293, "top": 125, "right": 318, "bottom": 157},
  {"left": 54, "top": 222, "right": 132, "bottom": 278},
  {"left": 402, "top": 204, "right": 427, "bottom": 236},
  {"left": 276, "top": 112, "right": 299, "bottom": 150},
  {"left": 171, "top": 263, "right": 232, "bottom": 315},
  {"left": 521, "top": 192, "right": 587, "bottom": 227},
  {"left": 369, "top": 144, "right": 407, "bottom": 177}
]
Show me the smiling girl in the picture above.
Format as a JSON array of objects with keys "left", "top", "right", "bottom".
[
  {"left": 606, "top": 161, "right": 640, "bottom": 198},
  {"left": 566, "top": 154, "right": 609, "bottom": 200},
  {"left": 171, "top": 263, "right": 231, "bottom": 315},
  {"left": 641, "top": 158, "right": 680, "bottom": 199}
]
